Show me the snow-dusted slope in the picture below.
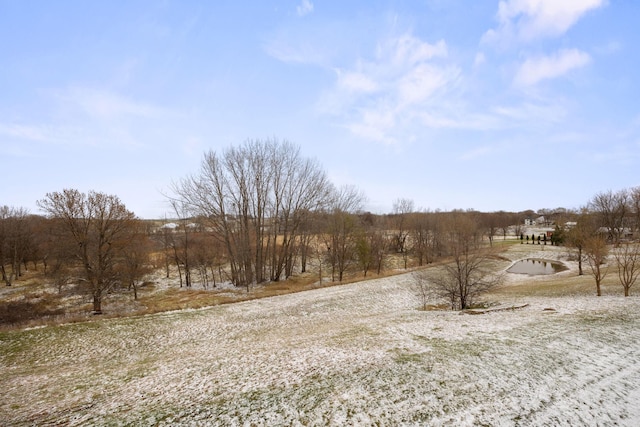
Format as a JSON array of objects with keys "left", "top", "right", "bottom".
[{"left": 2, "top": 261, "right": 640, "bottom": 425}]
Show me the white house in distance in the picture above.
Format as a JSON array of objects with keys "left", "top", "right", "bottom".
[{"left": 524, "top": 216, "right": 547, "bottom": 226}]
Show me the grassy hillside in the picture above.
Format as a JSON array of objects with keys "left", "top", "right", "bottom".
[{"left": 2, "top": 245, "right": 639, "bottom": 425}]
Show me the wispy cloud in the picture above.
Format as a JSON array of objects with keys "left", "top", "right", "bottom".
[
  {"left": 346, "top": 115, "right": 396, "bottom": 144},
  {"left": 460, "top": 146, "right": 492, "bottom": 161},
  {"left": 296, "top": 0, "right": 314, "bottom": 17},
  {"left": 493, "top": 101, "right": 567, "bottom": 125},
  {"left": 268, "top": 4, "right": 607, "bottom": 150},
  {"left": 0, "top": 121, "right": 90, "bottom": 147},
  {"left": 397, "top": 63, "right": 453, "bottom": 107},
  {"left": 319, "top": 34, "right": 456, "bottom": 144},
  {"left": 336, "top": 70, "right": 379, "bottom": 94},
  {"left": 263, "top": 30, "right": 331, "bottom": 66},
  {"left": 56, "top": 87, "right": 169, "bottom": 120},
  {"left": 515, "top": 49, "right": 591, "bottom": 86},
  {"left": 0, "top": 123, "right": 50, "bottom": 142},
  {"left": 379, "top": 35, "right": 447, "bottom": 67},
  {"left": 473, "top": 52, "right": 486, "bottom": 68},
  {"left": 0, "top": 86, "right": 178, "bottom": 154},
  {"left": 483, "top": 0, "right": 607, "bottom": 45}
]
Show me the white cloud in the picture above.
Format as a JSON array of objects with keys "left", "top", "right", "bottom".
[
  {"left": 473, "top": 52, "right": 486, "bottom": 68},
  {"left": 320, "top": 34, "right": 456, "bottom": 144},
  {"left": 0, "top": 121, "right": 91, "bottom": 147},
  {"left": 378, "top": 35, "right": 447, "bottom": 68},
  {"left": 58, "top": 87, "right": 168, "bottom": 119},
  {"left": 493, "top": 101, "right": 567, "bottom": 124},
  {"left": 0, "top": 123, "right": 49, "bottom": 142},
  {"left": 263, "top": 27, "right": 331, "bottom": 66},
  {"left": 336, "top": 70, "right": 379, "bottom": 94},
  {"left": 0, "top": 87, "right": 179, "bottom": 152},
  {"left": 484, "top": 0, "right": 606, "bottom": 44},
  {"left": 460, "top": 146, "right": 492, "bottom": 161},
  {"left": 397, "top": 64, "right": 453, "bottom": 107},
  {"left": 344, "top": 102, "right": 399, "bottom": 144},
  {"left": 515, "top": 48, "right": 591, "bottom": 86},
  {"left": 296, "top": 0, "right": 314, "bottom": 17},
  {"left": 417, "top": 111, "right": 503, "bottom": 131}
]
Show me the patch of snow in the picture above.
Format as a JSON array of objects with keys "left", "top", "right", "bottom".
[{"left": 2, "top": 245, "right": 640, "bottom": 425}]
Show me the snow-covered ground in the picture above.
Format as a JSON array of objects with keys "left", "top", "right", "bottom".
[{"left": 2, "top": 245, "right": 640, "bottom": 426}]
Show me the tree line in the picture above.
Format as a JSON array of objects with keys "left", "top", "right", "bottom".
[
  {"left": 555, "top": 187, "right": 640, "bottom": 297},
  {"left": 2, "top": 139, "right": 640, "bottom": 314}
]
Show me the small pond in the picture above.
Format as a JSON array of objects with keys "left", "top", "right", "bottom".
[{"left": 507, "top": 258, "right": 568, "bottom": 275}]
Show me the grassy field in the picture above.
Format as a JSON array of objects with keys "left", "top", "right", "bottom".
[{"left": 2, "top": 244, "right": 640, "bottom": 426}]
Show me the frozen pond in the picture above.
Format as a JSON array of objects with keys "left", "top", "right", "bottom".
[{"left": 507, "top": 258, "right": 568, "bottom": 275}]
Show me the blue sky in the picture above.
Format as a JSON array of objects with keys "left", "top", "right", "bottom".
[{"left": 1, "top": 0, "right": 638, "bottom": 218}]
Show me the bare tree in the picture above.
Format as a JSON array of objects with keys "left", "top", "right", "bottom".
[
  {"left": 38, "top": 189, "right": 138, "bottom": 314},
  {"left": 22, "top": 215, "right": 44, "bottom": 272},
  {"left": 298, "top": 211, "right": 322, "bottom": 274},
  {"left": 589, "top": 189, "right": 629, "bottom": 244},
  {"left": 430, "top": 213, "right": 502, "bottom": 310},
  {"left": 119, "top": 223, "right": 153, "bottom": 300},
  {"left": 411, "top": 270, "right": 433, "bottom": 310},
  {"left": 355, "top": 230, "right": 373, "bottom": 278},
  {"left": 565, "top": 209, "right": 598, "bottom": 276},
  {"left": 172, "top": 146, "right": 252, "bottom": 289},
  {"left": 169, "top": 200, "right": 195, "bottom": 288},
  {"left": 0, "top": 206, "right": 31, "bottom": 286},
  {"left": 391, "top": 198, "right": 414, "bottom": 268},
  {"left": 512, "top": 215, "right": 525, "bottom": 242},
  {"left": 35, "top": 216, "right": 75, "bottom": 292},
  {"left": 355, "top": 220, "right": 386, "bottom": 277},
  {"left": 172, "top": 139, "right": 333, "bottom": 289},
  {"left": 481, "top": 211, "right": 500, "bottom": 246},
  {"left": 613, "top": 243, "right": 640, "bottom": 297},
  {"left": 409, "top": 211, "right": 430, "bottom": 267},
  {"left": 496, "top": 211, "right": 514, "bottom": 241},
  {"left": 408, "top": 210, "right": 447, "bottom": 266},
  {"left": 157, "top": 216, "right": 174, "bottom": 279},
  {"left": 267, "top": 142, "right": 333, "bottom": 281},
  {"left": 324, "top": 185, "right": 365, "bottom": 282},
  {"left": 371, "top": 228, "right": 388, "bottom": 275},
  {"left": 630, "top": 186, "right": 640, "bottom": 239},
  {"left": 584, "top": 235, "right": 610, "bottom": 297}
]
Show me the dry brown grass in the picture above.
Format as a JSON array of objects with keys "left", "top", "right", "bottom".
[
  {"left": 490, "top": 267, "right": 622, "bottom": 298},
  {"left": 4, "top": 243, "right": 633, "bottom": 329},
  {"left": 139, "top": 263, "right": 416, "bottom": 316},
  {"left": 0, "top": 255, "right": 425, "bottom": 330}
]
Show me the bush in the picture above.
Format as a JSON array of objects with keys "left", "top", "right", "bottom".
[{"left": 0, "top": 296, "right": 64, "bottom": 325}]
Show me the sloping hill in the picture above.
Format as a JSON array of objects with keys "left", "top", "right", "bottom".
[{"left": 2, "top": 247, "right": 640, "bottom": 425}]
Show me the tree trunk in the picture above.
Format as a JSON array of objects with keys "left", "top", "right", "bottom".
[
  {"left": 1, "top": 265, "right": 13, "bottom": 286},
  {"left": 131, "top": 281, "right": 138, "bottom": 300},
  {"left": 578, "top": 247, "right": 583, "bottom": 276},
  {"left": 176, "top": 262, "right": 183, "bottom": 287},
  {"left": 93, "top": 293, "right": 103, "bottom": 314}
]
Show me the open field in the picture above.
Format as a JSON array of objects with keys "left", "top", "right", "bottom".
[{"left": 2, "top": 244, "right": 640, "bottom": 426}]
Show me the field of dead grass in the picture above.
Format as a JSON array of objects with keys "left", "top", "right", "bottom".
[{"left": 0, "top": 253, "right": 416, "bottom": 330}]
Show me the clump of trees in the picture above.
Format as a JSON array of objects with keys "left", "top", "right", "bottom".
[
  {"left": 0, "top": 206, "right": 33, "bottom": 286},
  {"left": 0, "top": 192, "right": 155, "bottom": 320},
  {"left": 558, "top": 187, "right": 640, "bottom": 296},
  {"left": 171, "top": 139, "right": 337, "bottom": 289},
  {"left": 37, "top": 189, "right": 146, "bottom": 314},
  {"left": 4, "top": 142, "right": 640, "bottom": 319}
]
